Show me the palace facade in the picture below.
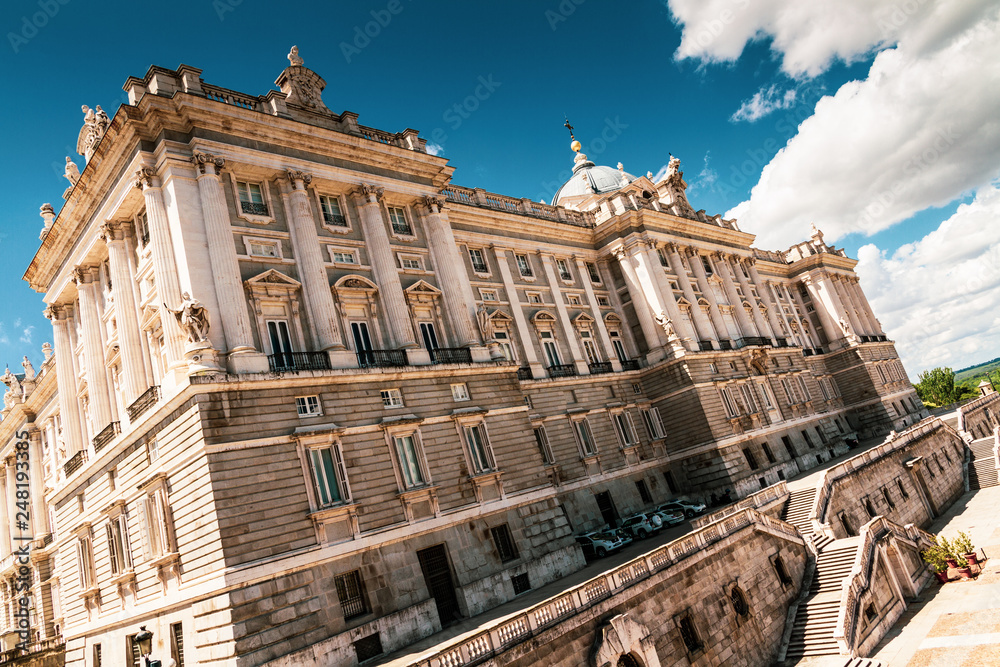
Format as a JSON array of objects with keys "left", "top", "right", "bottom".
[{"left": 0, "top": 49, "right": 925, "bottom": 666}]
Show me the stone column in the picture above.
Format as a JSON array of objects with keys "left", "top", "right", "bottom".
[
  {"left": 100, "top": 222, "right": 148, "bottom": 404},
  {"left": 283, "top": 171, "right": 355, "bottom": 366},
  {"left": 789, "top": 285, "right": 822, "bottom": 348},
  {"left": 687, "top": 249, "right": 729, "bottom": 343},
  {"left": 844, "top": 277, "right": 876, "bottom": 336},
  {"left": 851, "top": 277, "right": 883, "bottom": 335},
  {"left": 612, "top": 245, "right": 666, "bottom": 362},
  {"left": 801, "top": 274, "right": 846, "bottom": 347},
  {"left": 5, "top": 461, "right": 16, "bottom": 545},
  {"left": 28, "top": 429, "right": 49, "bottom": 536},
  {"left": 75, "top": 267, "right": 113, "bottom": 431},
  {"left": 747, "top": 263, "right": 786, "bottom": 343},
  {"left": 417, "top": 196, "right": 487, "bottom": 359},
  {"left": 0, "top": 461, "right": 10, "bottom": 557},
  {"left": 540, "top": 253, "right": 588, "bottom": 375},
  {"left": 732, "top": 257, "right": 774, "bottom": 342},
  {"left": 492, "top": 246, "right": 543, "bottom": 377},
  {"left": 710, "top": 253, "right": 756, "bottom": 339},
  {"left": 351, "top": 185, "right": 420, "bottom": 358},
  {"left": 768, "top": 283, "right": 799, "bottom": 346},
  {"left": 45, "top": 307, "right": 85, "bottom": 456},
  {"left": 665, "top": 244, "right": 715, "bottom": 346},
  {"left": 135, "top": 167, "right": 187, "bottom": 373},
  {"left": 192, "top": 153, "right": 269, "bottom": 373},
  {"left": 643, "top": 244, "right": 696, "bottom": 350},
  {"left": 575, "top": 257, "right": 621, "bottom": 371},
  {"left": 833, "top": 275, "right": 865, "bottom": 338}
]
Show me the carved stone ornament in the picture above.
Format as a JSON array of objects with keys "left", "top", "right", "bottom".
[
  {"left": 164, "top": 292, "right": 211, "bottom": 344},
  {"left": 64, "top": 157, "right": 81, "bottom": 185},
  {"left": 99, "top": 220, "right": 122, "bottom": 243},
  {"left": 423, "top": 194, "right": 447, "bottom": 212},
  {"left": 278, "top": 46, "right": 331, "bottom": 113},
  {"left": 286, "top": 170, "right": 313, "bottom": 188},
  {"left": 287, "top": 45, "right": 304, "bottom": 67},
  {"left": 192, "top": 151, "right": 225, "bottom": 174},
  {"left": 42, "top": 342, "right": 53, "bottom": 361},
  {"left": 134, "top": 167, "right": 157, "bottom": 190},
  {"left": 654, "top": 312, "right": 677, "bottom": 339},
  {"left": 77, "top": 104, "right": 110, "bottom": 163},
  {"left": 21, "top": 356, "right": 36, "bottom": 381},
  {"left": 354, "top": 183, "right": 385, "bottom": 202},
  {"left": 476, "top": 304, "right": 495, "bottom": 342},
  {"left": 592, "top": 614, "right": 661, "bottom": 667}
]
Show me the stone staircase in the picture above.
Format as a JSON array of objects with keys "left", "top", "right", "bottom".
[
  {"left": 784, "top": 538, "right": 860, "bottom": 662},
  {"left": 968, "top": 437, "right": 997, "bottom": 489},
  {"left": 781, "top": 488, "right": 834, "bottom": 551}
]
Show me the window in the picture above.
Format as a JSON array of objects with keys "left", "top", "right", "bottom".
[
  {"left": 679, "top": 615, "right": 702, "bottom": 652},
  {"left": 236, "top": 180, "right": 268, "bottom": 216},
  {"left": 632, "top": 383, "right": 641, "bottom": 394},
  {"left": 330, "top": 247, "right": 358, "bottom": 264},
  {"left": 882, "top": 487, "right": 895, "bottom": 510},
  {"left": 267, "top": 319, "right": 294, "bottom": 358},
  {"left": 146, "top": 438, "right": 159, "bottom": 464},
  {"left": 136, "top": 211, "right": 150, "bottom": 248},
  {"left": 76, "top": 534, "right": 95, "bottom": 590},
  {"left": 739, "top": 384, "right": 758, "bottom": 414},
  {"left": 387, "top": 206, "right": 412, "bottom": 235},
  {"left": 399, "top": 255, "right": 422, "bottom": 270},
  {"left": 782, "top": 436, "right": 797, "bottom": 458},
  {"left": 574, "top": 418, "right": 597, "bottom": 457},
  {"left": 581, "top": 332, "right": 599, "bottom": 363},
  {"left": 246, "top": 238, "right": 280, "bottom": 258},
  {"left": 801, "top": 430, "right": 813, "bottom": 448},
  {"left": 541, "top": 333, "right": 561, "bottom": 367},
  {"left": 701, "top": 255, "right": 714, "bottom": 276},
  {"left": 140, "top": 485, "right": 174, "bottom": 559},
  {"left": 597, "top": 296, "right": 610, "bottom": 307},
  {"left": 613, "top": 412, "right": 639, "bottom": 447},
  {"left": 464, "top": 423, "right": 496, "bottom": 473},
  {"left": 762, "top": 443, "right": 776, "bottom": 464},
  {"left": 657, "top": 248, "right": 670, "bottom": 267},
  {"left": 896, "top": 479, "right": 909, "bottom": 499},
  {"left": 468, "top": 248, "right": 489, "bottom": 273},
  {"left": 319, "top": 195, "right": 347, "bottom": 227},
  {"left": 308, "top": 444, "right": 350, "bottom": 507},
  {"left": 527, "top": 292, "right": 542, "bottom": 304},
  {"left": 106, "top": 513, "right": 133, "bottom": 575},
  {"left": 170, "top": 623, "right": 185, "bottom": 667},
  {"left": 556, "top": 258, "right": 572, "bottom": 281},
  {"left": 479, "top": 289, "right": 498, "bottom": 302},
  {"left": 610, "top": 331, "right": 628, "bottom": 362},
  {"left": 864, "top": 497, "right": 876, "bottom": 518},
  {"left": 773, "top": 555, "right": 793, "bottom": 585},
  {"left": 720, "top": 387, "right": 739, "bottom": 418},
  {"left": 709, "top": 362, "right": 719, "bottom": 374},
  {"left": 663, "top": 469, "right": 678, "bottom": 493},
  {"left": 393, "top": 435, "right": 426, "bottom": 487},
  {"left": 334, "top": 571, "right": 371, "bottom": 620},
  {"left": 490, "top": 524, "right": 519, "bottom": 563},
  {"left": 534, "top": 426, "right": 554, "bottom": 464},
  {"left": 636, "top": 479, "right": 652, "bottom": 503},
  {"left": 515, "top": 253, "right": 533, "bottom": 277},
  {"left": 641, "top": 408, "right": 665, "bottom": 439},
  {"left": 128, "top": 635, "right": 141, "bottom": 667},
  {"left": 296, "top": 395, "right": 322, "bottom": 417},
  {"left": 451, "top": 383, "right": 470, "bottom": 401},
  {"left": 568, "top": 294, "right": 582, "bottom": 306},
  {"left": 354, "top": 634, "right": 384, "bottom": 662},
  {"left": 93, "top": 644, "right": 102, "bottom": 667},
  {"left": 797, "top": 376, "right": 810, "bottom": 400},
  {"left": 586, "top": 261, "right": 601, "bottom": 284},
  {"left": 381, "top": 389, "right": 404, "bottom": 408},
  {"left": 730, "top": 586, "right": 749, "bottom": 616},
  {"left": 743, "top": 447, "right": 759, "bottom": 470},
  {"left": 494, "top": 330, "right": 516, "bottom": 361}
]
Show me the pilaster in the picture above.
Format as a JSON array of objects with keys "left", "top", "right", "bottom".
[
  {"left": 492, "top": 246, "right": 544, "bottom": 378},
  {"left": 45, "top": 306, "right": 85, "bottom": 456},
  {"left": 711, "top": 253, "right": 756, "bottom": 338},
  {"left": 642, "top": 244, "right": 696, "bottom": 350},
  {"left": 99, "top": 221, "right": 148, "bottom": 403},
  {"left": 747, "top": 262, "right": 785, "bottom": 343},
  {"left": 687, "top": 248, "right": 728, "bottom": 343},
  {"left": 74, "top": 267, "right": 113, "bottom": 431},
  {"left": 575, "top": 257, "right": 621, "bottom": 371},
  {"left": 665, "top": 244, "right": 715, "bottom": 347},
  {"left": 612, "top": 244, "right": 665, "bottom": 363},
  {"left": 539, "top": 252, "right": 588, "bottom": 375}
]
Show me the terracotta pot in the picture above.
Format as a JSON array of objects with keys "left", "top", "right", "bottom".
[
  {"left": 947, "top": 559, "right": 959, "bottom": 568},
  {"left": 958, "top": 567, "right": 973, "bottom": 579},
  {"left": 964, "top": 552, "right": 979, "bottom": 566},
  {"left": 934, "top": 570, "right": 949, "bottom": 583}
]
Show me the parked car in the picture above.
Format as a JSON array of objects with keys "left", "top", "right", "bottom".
[
  {"left": 619, "top": 512, "right": 663, "bottom": 539},
  {"left": 656, "top": 508, "right": 686, "bottom": 526},
  {"left": 575, "top": 531, "right": 630, "bottom": 559},
  {"left": 657, "top": 499, "right": 707, "bottom": 519}
]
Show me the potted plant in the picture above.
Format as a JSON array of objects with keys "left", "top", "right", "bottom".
[
  {"left": 954, "top": 531, "right": 978, "bottom": 566},
  {"left": 921, "top": 544, "right": 951, "bottom": 583},
  {"left": 956, "top": 555, "right": 973, "bottom": 579},
  {"left": 938, "top": 536, "right": 960, "bottom": 568}
]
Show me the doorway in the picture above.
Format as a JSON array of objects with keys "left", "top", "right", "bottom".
[
  {"left": 595, "top": 491, "right": 620, "bottom": 528},
  {"left": 417, "top": 545, "right": 461, "bottom": 626}
]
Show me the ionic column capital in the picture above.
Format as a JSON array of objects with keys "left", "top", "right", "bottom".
[
  {"left": 285, "top": 170, "right": 313, "bottom": 190},
  {"left": 192, "top": 151, "right": 225, "bottom": 175}
]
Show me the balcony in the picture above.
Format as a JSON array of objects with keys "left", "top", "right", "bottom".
[
  {"left": 547, "top": 364, "right": 577, "bottom": 378},
  {"left": 240, "top": 200, "right": 269, "bottom": 216},
  {"left": 126, "top": 385, "right": 160, "bottom": 421},
  {"left": 735, "top": 336, "right": 771, "bottom": 349},
  {"left": 268, "top": 351, "right": 332, "bottom": 372},
  {"left": 92, "top": 421, "right": 120, "bottom": 453},
  {"left": 718, "top": 339, "right": 733, "bottom": 350},
  {"left": 588, "top": 361, "right": 613, "bottom": 375},
  {"left": 357, "top": 349, "right": 408, "bottom": 368},
  {"left": 516, "top": 366, "right": 533, "bottom": 380},
  {"left": 620, "top": 359, "right": 641, "bottom": 371},
  {"left": 430, "top": 347, "right": 473, "bottom": 364},
  {"left": 775, "top": 337, "right": 789, "bottom": 347},
  {"left": 323, "top": 211, "right": 347, "bottom": 227},
  {"left": 64, "top": 450, "right": 87, "bottom": 477},
  {"left": 698, "top": 340, "right": 714, "bottom": 352},
  {"left": 391, "top": 222, "right": 413, "bottom": 236}
]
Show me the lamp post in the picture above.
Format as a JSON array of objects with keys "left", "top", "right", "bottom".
[{"left": 135, "top": 626, "right": 162, "bottom": 667}]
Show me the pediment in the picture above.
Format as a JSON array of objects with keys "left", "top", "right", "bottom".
[
  {"left": 246, "top": 269, "right": 301, "bottom": 289},
  {"left": 335, "top": 274, "right": 378, "bottom": 291},
  {"left": 573, "top": 312, "right": 596, "bottom": 325},
  {"left": 532, "top": 310, "right": 557, "bottom": 323},
  {"left": 404, "top": 279, "right": 442, "bottom": 295}
]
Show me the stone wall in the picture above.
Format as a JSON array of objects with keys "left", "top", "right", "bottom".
[{"left": 959, "top": 391, "right": 1000, "bottom": 439}]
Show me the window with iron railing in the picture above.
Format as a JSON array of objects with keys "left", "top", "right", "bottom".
[
  {"left": 388, "top": 206, "right": 412, "bottom": 235},
  {"left": 334, "top": 571, "right": 370, "bottom": 620}
]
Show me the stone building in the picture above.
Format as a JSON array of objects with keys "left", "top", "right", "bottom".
[{"left": 0, "top": 48, "right": 925, "bottom": 666}]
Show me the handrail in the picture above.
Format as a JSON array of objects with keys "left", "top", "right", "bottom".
[
  {"left": 691, "top": 481, "right": 789, "bottom": 529},
  {"left": 441, "top": 186, "right": 595, "bottom": 228},
  {"left": 409, "top": 507, "right": 800, "bottom": 666}
]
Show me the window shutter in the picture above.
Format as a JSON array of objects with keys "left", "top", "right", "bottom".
[
  {"left": 106, "top": 524, "right": 119, "bottom": 575},
  {"left": 138, "top": 497, "right": 152, "bottom": 560}
]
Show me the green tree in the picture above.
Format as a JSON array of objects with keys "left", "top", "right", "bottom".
[{"left": 915, "top": 367, "right": 962, "bottom": 406}]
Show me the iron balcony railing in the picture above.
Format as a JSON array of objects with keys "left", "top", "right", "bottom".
[
  {"left": 92, "top": 421, "right": 120, "bottom": 453},
  {"left": 240, "top": 200, "right": 269, "bottom": 216},
  {"left": 268, "top": 351, "right": 332, "bottom": 372},
  {"left": 620, "top": 359, "right": 641, "bottom": 371},
  {"left": 431, "top": 347, "right": 473, "bottom": 364},
  {"left": 516, "top": 366, "right": 533, "bottom": 380},
  {"left": 357, "top": 349, "right": 408, "bottom": 368},
  {"left": 64, "top": 451, "right": 87, "bottom": 477},
  {"left": 548, "top": 364, "right": 577, "bottom": 378},
  {"left": 323, "top": 211, "right": 347, "bottom": 227},
  {"left": 391, "top": 222, "right": 413, "bottom": 235},
  {"left": 588, "top": 362, "right": 613, "bottom": 375},
  {"left": 126, "top": 385, "right": 160, "bottom": 422}
]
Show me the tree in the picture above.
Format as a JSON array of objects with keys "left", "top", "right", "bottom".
[{"left": 915, "top": 367, "right": 962, "bottom": 406}]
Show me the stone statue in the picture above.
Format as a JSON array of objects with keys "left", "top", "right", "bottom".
[
  {"left": 288, "top": 45, "right": 304, "bottom": 67},
  {"left": 655, "top": 312, "right": 676, "bottom": 338},
  {"left": 2, "top": 367, "right": 21, "bottom": 408},
  {"left": 165, "top": 292, "right": 211, "bottom": 344},
  {"left": 94, "top": 105, "right": 109, "bottom": 133},
  {"left": 22, "top": 356, "right": 35, "bottom": 381},
  {"left": 476, "top": 304, "right": 495, "bottom": 342},
  {"left": 64, "top": 157, "right": 80, "bottom": 185},
  {"left": 78, "top": 104, "right": 110, "bottom": 162},
  {"left": 81, "top": 104, "right": 94, "bottom": 124},
  {"left": 839, "top": 317, "right": 852, "bottom": 335}
]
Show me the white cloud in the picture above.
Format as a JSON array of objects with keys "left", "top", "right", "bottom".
[
  {"left": 426, "top": 142, "right": 444, "bottom": 156},
  {"left": 727, "top": 7, "right": 1000, "bottom": 249},
  {"left": 19, "top": 326, "right": 34, "bottom": 345},
  {"left": 731, "top": 84, "right": 797, "bottom": 122},
  {"left": 668, "top": 0, "right": 994, "bottom": 77},
  {"left": 0, "top": 322, "right": 8, "bottom": 346},
  {"left": 856, "top": 183, "right": 1000, "bottom": 376}
]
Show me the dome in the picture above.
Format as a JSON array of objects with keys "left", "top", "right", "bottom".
[{"left": 551, "top": 152, "right": 636, "bottom": 207}]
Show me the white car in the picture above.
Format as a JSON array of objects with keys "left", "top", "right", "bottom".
[
  {"left": 620, "top": 512, "right": 664, "bottom": 539},
  {"left": 575, "top": 531, "right": 630, "bottom": 558},
  {"left": 657, "top": 500, "right": 707, "bottom": 519}
]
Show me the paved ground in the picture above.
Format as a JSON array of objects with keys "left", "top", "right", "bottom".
[{"left": 871, "top": 485, "right": 1000, "bottom": 666}]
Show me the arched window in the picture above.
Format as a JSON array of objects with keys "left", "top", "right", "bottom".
[
  {"left": 618, "top": 653, "right": 642, "bottom": 667},
  {"left": 730, "top": 586, "right": 749, "bottom": 616}
]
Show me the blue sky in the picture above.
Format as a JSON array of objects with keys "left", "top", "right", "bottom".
[{"left": 1, "top": 0, "right": 998, "bottom": 377}]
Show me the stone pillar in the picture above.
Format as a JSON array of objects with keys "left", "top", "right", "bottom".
[
  {"left": 665, "top": 244, "right": 715, "bottom": 346},
  {"left": 732, "top": 257, "right": 774, "bottom": 342},
  {"left": 612, "top": 244, "right": 666, "bottom": 363},
  {"left": 747, "top": 263, "right": 786, "bottom": 343},
  {"left": 853, "top": 278, "right": 884, "bottom": 335},
  {"left": 417, "top": 196, "right": 486, "bottom": 357},
  {"left": 846, "top": 277, "right": 878, "bottom": 336},
  {"left": 801, "top": 275, "right": 845, "bottom": 347},
  {"left": 833, "top": 275, "right": 865, "bottom": 338},
  {"left": 768, "top": 283, "right": 799, "bottom": 346},
  {"left": 45, "top": 307, "right": 85, "bottom": 456},
  {"left": 711, "top": 253, "right": 756, "bottom": 339},
  {"left": 28, "top": 429, "right": 49, "bottom": 537},
  {"left": 643, "top": 244, "right": 695, "bottom": 350},
  {"left": 575, "top": 257, "right": 622, "bottom": 371},
  {"left": 351, "top": 185, "right": 420, "bottom": 356},
  {"left": 100, "top": 222, "right": 148, "bottom": 404},
  {"left": 75, "top": 268, "right": 113, "bottom": 431},
  {"left": 0, "top": 460, "right": 10, "bottom": 557},
  {"left": 5, "top": 461, "right": 16, "bottom": 545},
  {"left": 687, "top": 249, "right": 729, "bottom": 343},
  {"left": 192, "top": 153, "right": 269, "bottom": 373},
  {"left": 789, "top": 285, "right": 822, "bottom": 348},
  {"left": 492, "top": 246, "right": 543, "bottom": 377},
  {"left": 135, "top": 167, "right": 187, "bottom": 373},
  {"left": 540, "top": 253, "right": 588, "bottom": 375},
  {"left": 283, "top": 171, "right": 355, "bottom": 367}
]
